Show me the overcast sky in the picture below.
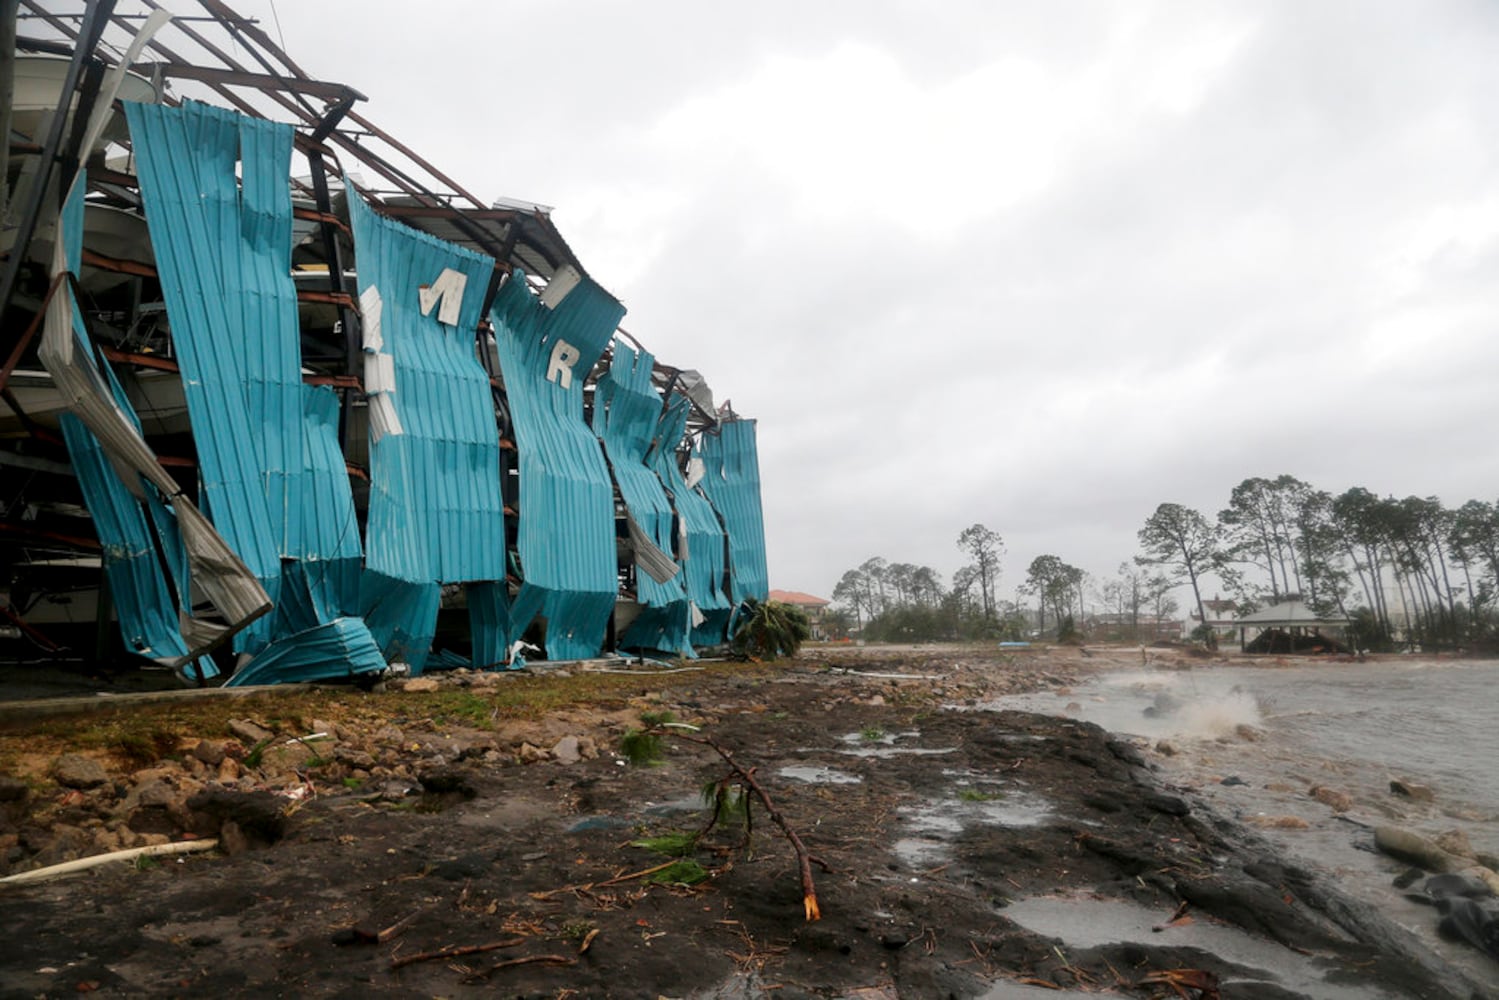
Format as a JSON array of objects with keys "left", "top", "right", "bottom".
[{"left": 240, "top": 0, "right": 1499, "bottom": 606}]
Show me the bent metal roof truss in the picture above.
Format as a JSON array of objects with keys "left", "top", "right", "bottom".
[{"left": 2, "top": 0, "right": 765, "bottom": 683}]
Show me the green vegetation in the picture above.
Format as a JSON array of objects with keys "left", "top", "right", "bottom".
[
  {"left": 648, "top": 859, "right": 709, "bottom": 886},
  {"left": 629, "top": 831, "right": 699, "bottom": 857},
  {"left": 829, "top": 475, "right": 1499, "bottom": 652},
  {"left": 859, "top": 726, "right": 885, "bottom": 742},
  {"left": 730, "top": 599, "right": 811, "bottom": 660},
  {"left": 0, "top": 661, "right": 774, "bottom": 777},
  {"left": 111, "top": 727, "right": 180, "bottom": 766}
]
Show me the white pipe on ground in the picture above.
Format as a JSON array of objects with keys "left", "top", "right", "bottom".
[{"left": 0, "top": 838, "right": 219, "bottom": 886}]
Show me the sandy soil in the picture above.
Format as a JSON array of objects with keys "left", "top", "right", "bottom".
[{"left": 0, "top": 644, "right": 1482, "bottom": 998}]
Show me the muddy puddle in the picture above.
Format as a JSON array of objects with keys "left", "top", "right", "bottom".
[{"left": 1002, "top": 893, "right": 1410, "bottom": 1000}]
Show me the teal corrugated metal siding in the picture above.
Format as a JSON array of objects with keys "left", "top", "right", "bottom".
[
  {"left": 696, "top": 419, "right": 769, "bottom": 607},
  {"left": 53, "top": 172, "right": 203, "bottom": 670},
  {"left": 225, "top": 617, "right": 386, "bottom": 687},
  {"left": 594, "top": 347, "right": 683, "bottom": 607},
  {"left": 360, "top": 571, "right": 441, "bottom": 673},
  {"left": 649, "top": 393, "right": 730, "bottom": 647},
  {"left": 346, "top": 187, "right": 506, "bottom": 588},
  {"left": 490, "top": 271, "right": 625, "bottom": 660},
  {"left": 125, "top": 101, "right": 286, "bottom": 650},
  {"left": 595, "top": 347, "right": 690, "bottom": 654}
]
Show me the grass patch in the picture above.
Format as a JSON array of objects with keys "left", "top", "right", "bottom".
[
  {"left": 110, "top": 727, "right": 181, "bottom": 766},
  {"left": 859, "top": 726, "right": 886, "bottom": 742},
  {"left": 428, "top": 691, "right": 496, "bottom": 729},
  {"left": 630, "top": 831, "right": 699, "bottom": 857},
  {"left": 0, "top": 661, "right": 775, "bottom": 779}
]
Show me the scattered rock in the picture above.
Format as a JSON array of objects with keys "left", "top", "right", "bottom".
[
  {"left": 1247, "top": 815, "right": 1310, "bottom": 830},
  {"left": 1375, "top": 826, "right": 1463, "bottom": 872},
  {"left": 1310, "top": 786, "right": 1353, "bottom": 812},
  {"left": 1220, "top": 775, "right": 1248, "bottom": 787},
  {"left": 1434, "top": 829, "right": 1475, "bottom": 860},
  {"left": 1393, "top": 867, "right": 1426, "bottom": 889},
  {"left": 372, "top": 725, "right": 404, "bottom": 744},
  {"left": 258, "top": 741, "right": 317, "bottom": 775},
  {"left": 1154, "top": 741, "right": 1178, "bottom": 757},
  {"left": 51, "top": 754, "right": 108, "bottom": 790},
  {"left": 517, "top": 742, "right": 547, "bottom": 764},
  {"left": 186, "top": 791, "right": 288, "bottom": 848},
  {"left": 552, "top": 736, "right": 582, "bottom": 765},
  {"left": 333, "top": 746, "right": 375, "bottom": 770},
  {"left": 1390, "top": 779, "right": 1434, "bottom": 802},
  {"left": 227, "top": 720, "right": 274, "bottom": 746},
  {"left": 1464, "top": 866, "right": 1499, "bottom": 895},
  {"left": 191, "top": 741, "right": 227, "bottom": 768},
  {"left": 217, "top": 758, "right": 241, "bottom": 784},
  {"left": 28, "top": 825, "right": 92, "bottom": 868},
  {"left": 1143, "top": 792, "right": 1189, "bottom": 817},
  {"left": 310, "top": 720, "right": 343, "bottom": 741},
  {"left": 401, "top": 677, "right": 440, "bottom": 693}
]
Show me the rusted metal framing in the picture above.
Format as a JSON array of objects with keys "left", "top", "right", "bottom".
[
  {"left": 0, "top": 0, "right": 115, "bottom": 328},
  {"left": 6, "top": 0, "right": 722, "bottom": 449}
]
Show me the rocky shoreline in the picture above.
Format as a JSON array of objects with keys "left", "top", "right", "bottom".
[{"left": 0, "top": 645, "right": 1492, "bottom": 998}]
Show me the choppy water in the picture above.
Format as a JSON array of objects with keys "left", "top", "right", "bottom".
[{"left": 983, "top": 657, "right": 1499, "bottom": 989}]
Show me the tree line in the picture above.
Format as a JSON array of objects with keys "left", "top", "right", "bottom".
[
  {"left": 829, "top": 476, "right": 1499, "bottom": 651},
  {"left": 1140, "top": 476, "right": 1499, "bottom": 651}
]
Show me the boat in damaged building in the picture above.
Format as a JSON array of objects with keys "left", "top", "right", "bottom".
[{"left": 0, "top": 2, "right": 768, "bottom": 687}]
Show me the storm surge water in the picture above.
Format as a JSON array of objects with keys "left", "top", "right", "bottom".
[{"left": 985, "top": 656, "right": 1499, "bottom": 988}]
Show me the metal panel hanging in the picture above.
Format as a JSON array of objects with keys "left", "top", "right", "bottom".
[
  {"left": 696, "top": 418, "right": 770, "bottom": 612},
  {"left": 490, "top": 270, "right": 625, "bottom": 661}
]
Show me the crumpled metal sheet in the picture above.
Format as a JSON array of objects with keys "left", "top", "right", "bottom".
[{"left": 490, "top": 268, "right": 625, "bottom": 660}]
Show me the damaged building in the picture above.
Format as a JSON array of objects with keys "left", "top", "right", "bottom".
[{"left": 0, "top": 1, "right": 768, "bottom": 686}]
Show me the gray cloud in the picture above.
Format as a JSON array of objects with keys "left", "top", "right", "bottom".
[{"left": 251, "top": 0, "right": 1499, "bottom": 602}]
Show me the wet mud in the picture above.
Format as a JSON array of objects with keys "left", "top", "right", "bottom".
[{"left": 0, "top": 646, "right": 1488, "bottom": 998}]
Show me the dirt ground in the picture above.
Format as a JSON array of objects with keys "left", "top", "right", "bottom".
[{"left": 0, "top": 644, "right": 1483, "bottom": 999}]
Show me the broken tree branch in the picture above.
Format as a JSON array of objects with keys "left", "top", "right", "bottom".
[
  {"left": 388, "top": 936, "right": 526, "bottom": 970},
  {"left": 650, "top": 726, "right": 830, "bottom": 921},
  {"left": 461, "top": 954, "right": 576, "bottom": 983}
]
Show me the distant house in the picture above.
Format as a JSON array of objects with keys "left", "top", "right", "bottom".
[
  {"left": 768, "top": 589, "right": 832, "bottom": 639},
  {"left": 1190, "top": 594, "right": 1240, "bottom": 643}
]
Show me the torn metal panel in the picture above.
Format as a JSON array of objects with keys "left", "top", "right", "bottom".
[
  {"left": 124, "top": 100, "right": 296, "bottom": 651},
  {"left": 359, "top": 571, "right": 440, "bottom": 675},
  {"left": 594, "top": 344, "right": 692, "bottom": 655},
  {"left": 37, "top": 169, "right": 269, "bottom": 658},
  {"left": 346, "top": 183, "right": 506, "bottom": 587},
  {"left": 49, "top": 172, "right": 192, "bottom": 667},
  {"left": 594, "top": 345, "right": 682, "bottom": 595},
  {"left": 223, "top": 616, "right": 385, "bottom": 687},
  {"left": 466, "top": 580, "right": 510, "bottom": 671},
  {"left": 695, "top": 418, "right": 769, "bottom": 609},
  {"left": 489, "top": 269, "right": 625, "bottom": 660},
  {"left": 644, "top": 392, "right": 731, "bottom": 647},
  {"left": 295, "top": 384, "right": 362, "bottom": 619}
]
